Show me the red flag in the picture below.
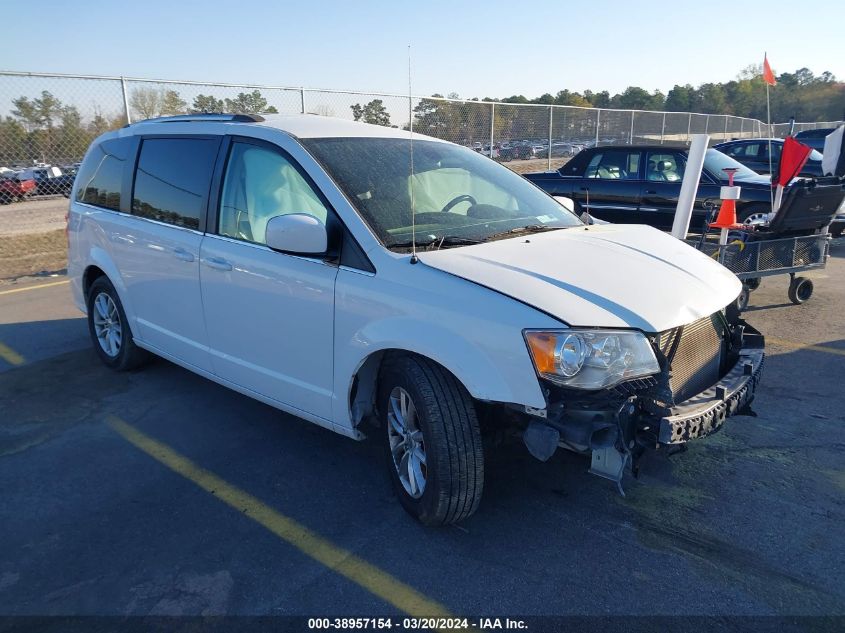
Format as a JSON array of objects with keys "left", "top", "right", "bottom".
[
  {"left": 763, "top": 54, "right": 777, "bottom": 86},
  {"left": 774, "top": 136, "right": 811, "bottom": 186}
]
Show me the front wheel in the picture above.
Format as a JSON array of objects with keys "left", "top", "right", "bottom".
[
  {"left": 378, "top": 355, "right": 484, "bottom": 526},
  {"left": 86, "top": 276, "right": 150, "bottom": 371}
]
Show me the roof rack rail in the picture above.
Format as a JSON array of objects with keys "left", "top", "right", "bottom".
[{"left": 129, "top": 113, "right": 266, "bottom": 125}]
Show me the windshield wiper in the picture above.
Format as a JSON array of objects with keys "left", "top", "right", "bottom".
[
  {"left": 482, "top": 224, "right": 568, "bottom": 242},
  {"left": 388, "top": 235, "right": 482, "bottom": 251}
]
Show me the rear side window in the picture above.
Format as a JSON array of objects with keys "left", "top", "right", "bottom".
[
  {"left": 75, "top": 137, "right": 132, "bottom": 211},
  {"left": 132, "top": 137, "right": 219, "bottom": 230}
]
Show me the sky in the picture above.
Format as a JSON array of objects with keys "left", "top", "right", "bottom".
[{"left": 3, "top": 0, "right": 844, "bottom": 99}]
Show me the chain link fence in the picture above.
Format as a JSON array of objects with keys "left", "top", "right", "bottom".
[{"left": 0, "top": 70, "right": 841, "bottom": 183}]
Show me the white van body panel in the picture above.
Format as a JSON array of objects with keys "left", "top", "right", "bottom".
[{"left": 418, "top": 224, "right": 742, "bottom": 333}]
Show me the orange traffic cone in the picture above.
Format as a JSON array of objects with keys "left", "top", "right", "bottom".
[{"left": 709, "top": 199, "right": 743, "bottom": 229}]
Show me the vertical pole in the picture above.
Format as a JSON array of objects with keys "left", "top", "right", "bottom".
[
  {"left": 595, "top": 109, "right": 600, "bottom": 146},
  {"left": 740, "top": 118, "right": 744, "bottom": 138},
  {"left": 724, "top": 116, "right": 729, "bottom": 141},
  {"left": 660, "top": 112, "right": 666, "bottom": 144},
  {"left": 704, "top": 115, "right": 709, "bottom": 135},
  {"left": 630, "top": 111, "right": 635, "bottom": 144},
  {"left": 300, "top": 88, "right": 306, "bottom": 114},
  {"left": 766, "top": 82, "right": 774, "bottom": 211},
  {"left": 548, "top": 106, "right": 553, "bottom": 170},
  {"left": 490, "top": 102, "right": 495, "bottom": 159},
  {"left": 120, "top": 77, "right": 131, "bottom": 124},
  {"left": 687, "top": 112, "right": 692, "bottom": 143}
]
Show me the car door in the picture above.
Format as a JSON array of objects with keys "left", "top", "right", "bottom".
[
  {"left": 199, "top": 136, "right": 338, "bottom": 421},
  {"left": 573, "top": 148, "right": 642, "bottom": 223},
  {"left": 639, "top": 150, "right": 690, "bottom": 230},
  {"left": 106, "top": 135, "right": 220, "bottom": 372}
]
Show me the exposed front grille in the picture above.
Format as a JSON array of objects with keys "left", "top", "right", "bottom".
[{"left": 658, "top": 314, "right": 726, "bottom": 404}]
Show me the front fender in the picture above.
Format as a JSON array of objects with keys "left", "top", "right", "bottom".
[{"left": 332, "top": 266, "right": 564, "bottom": 430}]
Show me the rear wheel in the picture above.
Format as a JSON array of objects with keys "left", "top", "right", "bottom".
[
  {"left": 788, "top": 276, "right": 813, "bottom": 305},
  {"left": 738, "top": 204, "right": 770, "bottom": 226},
  {"left": 378, "top": 354, "right": 484, "bottom": 525},
  {"left": 86, "top": 276, "right": 150, "bottom": 371}
]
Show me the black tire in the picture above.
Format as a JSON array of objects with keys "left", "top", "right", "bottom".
[
  {"left": 378, "top": 354, "right": 484, "bottom": 526},
  {"left": 737, "top": 204, "right": 770, "bottom": 225},
  {"left": 736, "top": 285, "right": 750, "bottom": 312},
  {"left": 745, "top": 277, "right": 761, "bottom": 291},
  {"left": 86, "top": 276, "right": 150, "bottom": 371},
  {"left": 788, "top": 276, "right": 813, "bottom": 305}
]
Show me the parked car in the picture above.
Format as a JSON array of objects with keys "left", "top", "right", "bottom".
[
  {"left": 794, "top": 128, "right": 837, "bottom": 152},
  {"left": 0, "top": 173, "right": 36, "bottom": 204},
  {"left": 524, "top": 145, "right": 781, "bottom": 231},
  {"left": 30, "top": 166, "right": 76, "bottom": 196},
  {"left": 713, "top": 138, "right": 824, "bottom": 178},
  {"left": 69, "top": 113, "right": 764, "bottom": 525}
]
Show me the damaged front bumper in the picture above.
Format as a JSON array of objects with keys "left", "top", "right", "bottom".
[
  {"left": 521, "top": 318, "right": 765, "bottom": 491},
  {"left": 654, "top": 348, "right": 764, "bottom": 444}
]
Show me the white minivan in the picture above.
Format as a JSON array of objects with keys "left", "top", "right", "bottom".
[{"left": 68, "top": 114, "right": 764, "bottom": 524}]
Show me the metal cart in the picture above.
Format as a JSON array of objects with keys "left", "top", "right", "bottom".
[{"left": 691, "top": 233, "right": 831, "bottom": 310}]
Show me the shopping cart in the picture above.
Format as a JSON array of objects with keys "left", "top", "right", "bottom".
[{"left": 690, "top": 176, "right": 844, "bottom": 310}]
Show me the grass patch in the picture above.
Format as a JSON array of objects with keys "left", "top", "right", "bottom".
[{"left": 0, "top": 230, "right": 67, "bottom": 279}]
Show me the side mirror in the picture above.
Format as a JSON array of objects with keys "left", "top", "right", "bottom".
[{"left": 264, "top": 213, "right": 327, "bottom": 255}]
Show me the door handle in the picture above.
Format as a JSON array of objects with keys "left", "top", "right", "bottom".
[
  {"left": 645, "top": 190, "right": 657, "bottom": 195},
  {"left": 203, "top": 256, "right": 232, "bottom": 271},
  {"left": 173, "top": 248, "right": 195, "bottom": 262}
]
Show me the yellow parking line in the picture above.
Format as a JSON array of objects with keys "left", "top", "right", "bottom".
[
  {"left": 107, "top": 416, "right": 454, "bottom": 618},
  {"left": 768, "top": 337, "right": 845, "bottom": 357},
  {"left": 0, "top": 279, "right": 69, "bottom": 296},
  {"left": 0, "top": 341, "right": 24, "bottom": 366}
]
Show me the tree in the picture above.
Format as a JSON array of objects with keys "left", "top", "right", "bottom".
[
  {"left": 12, "top": 91, "right": 64, "bottom": 130},
  {"left": 160, "top": 90, "right": 187, "bottom": 116},
  {"left": 191, "top": 94, "right": 225, "bottom": 113},
  {"left": 224, "top": 90, "right": 278, "bottom": 114},
  {"left": 350, "top": 99, "right": 391, "bottom": 126},
  {"left": 129, "top": 87, "right": 164, "bottom": 120},
  {"left": 130, "top": 87, "right": 187, "bottom": 119}
]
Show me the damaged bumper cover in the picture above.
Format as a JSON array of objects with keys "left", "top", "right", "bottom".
[
  {"left": 521, "top": 319, "right": 765, "bottom": 481},
  {"left": 656, "top": 348, "right": 764, "bottom": 444}
]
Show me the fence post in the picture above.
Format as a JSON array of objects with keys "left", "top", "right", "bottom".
[
  {"left": 300, "top": 88, "right": 306, "bottom": 114},
  {"left": 687, "top": 113, "right": 692, "bottom": 143},
  {"left": 660, "top": 112, "right": 666, "bottom": 144},
  {"left": 724, "top": 116, "right": 729, "bottom": 140},
  {"left": 740, "top": 118, "right": 744, "bottom": 138},
  {"left": 630, "top": 111, "right": 635, "bottom": 144},
  {"left": 595, "top": 109, "right": 600, "bottom": 146},
  {"left": 548, "top": 106, "right": 553, "bottom": 170},
  {"left": 490, "top": 102, "right": 495, "bottom": 159},
  {"left": 704, "top": 115, "right": 709, "bottom": 135},
  {"left": 120, "top": 77, "right": 131, "bottom": 124}
]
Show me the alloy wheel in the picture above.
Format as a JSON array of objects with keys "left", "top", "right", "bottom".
[
  {"left": 387, "top": 386, "right": 427, "bottom": 499},
  {"left": 92, "top": 292, "right": 122, "bottom": 357}
]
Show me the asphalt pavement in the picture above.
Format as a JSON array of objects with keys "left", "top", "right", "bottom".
[{"left": 1, "top": 241, "right": 844, "bottom": 623}]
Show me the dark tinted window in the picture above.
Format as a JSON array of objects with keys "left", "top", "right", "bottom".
[
  {"left": 132, "top": 137, "right": 218, "bottom": 230},
  {"left": 75, "top": 137, "right": 132, "bottom": 210}
]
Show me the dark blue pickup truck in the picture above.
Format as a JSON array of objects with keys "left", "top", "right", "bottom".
[{"left": 524, "top": 145, "right": 776, "bottom": 231}]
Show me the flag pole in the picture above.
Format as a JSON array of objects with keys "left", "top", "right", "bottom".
[{"left": 765, "top": 53, "right": 775, "bottom": 213}]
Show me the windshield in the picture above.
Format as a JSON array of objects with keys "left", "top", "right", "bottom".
[
  {"left": 302, "top": 137, "right": 583, "bottom": 248},
  {"left": 704, "top": 148, "right": 760, "bottom": 181}
]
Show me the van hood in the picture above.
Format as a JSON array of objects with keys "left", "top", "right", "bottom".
[{"left": 417, "top": 224, "right": 741, "bottom": 333}]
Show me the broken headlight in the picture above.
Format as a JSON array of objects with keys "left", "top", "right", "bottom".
[{"left": 524, "top": 329, "right": 660, "bottom": 390}]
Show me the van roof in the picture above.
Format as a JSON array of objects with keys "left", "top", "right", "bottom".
[{"left": 127, "top": 113, "right": 446, "bottom": 142}]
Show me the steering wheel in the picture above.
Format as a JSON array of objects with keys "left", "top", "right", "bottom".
[{"left": 441, "top": 194, "right": 477, "bottom": 213}]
